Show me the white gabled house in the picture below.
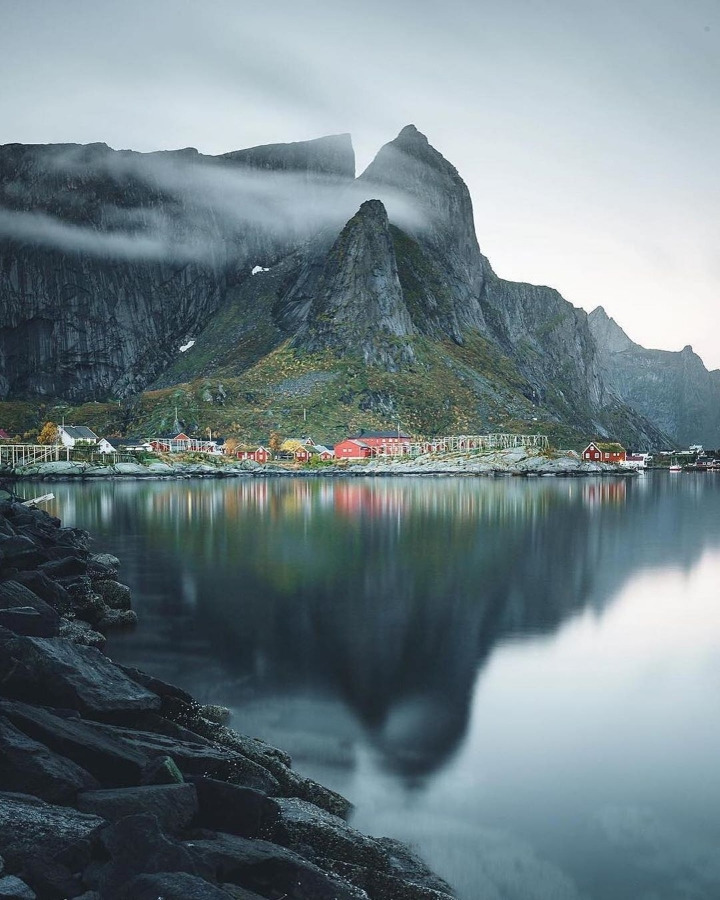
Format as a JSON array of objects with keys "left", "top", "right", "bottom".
[{"left": 58, "top": 425, "right": 116, "bottom": 454}]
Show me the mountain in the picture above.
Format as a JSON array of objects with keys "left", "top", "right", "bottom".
[
  {"left": 588, "top": 307, "right": 720, "bottom": 447},
  {"left": 0, "top": 127, "right": 677, "bottom": 448}
]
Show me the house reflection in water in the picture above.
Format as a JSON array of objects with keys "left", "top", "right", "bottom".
[{"left": 50, "top": 474, "right": 720, "bottom": 782}]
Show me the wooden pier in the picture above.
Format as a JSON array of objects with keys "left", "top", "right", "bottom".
[
  {"left": 0, "top": 444, "right": 69, "bottom": 467},
  {"left": 369, "top": 433, "right": 550, "bottom": 457}
]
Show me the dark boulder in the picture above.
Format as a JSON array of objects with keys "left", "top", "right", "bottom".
[
  {"left": 0, "top": 715, "right": 98, "bottom": 803},
  {"left": 321, "top": 859, "right": 456, "bottom": 900},
  {"left": 0, "top": 633, "right": 160, "bottom": 714},
  {"left": 14, "top": 571, "right": 72, "bottom": 615},
  {"left": 19, "top": 857, "right": 86, "bottom": 900},
  {"left": 0, "top": 607, "right": 56, "bottom": 638},
  {"left": 58, "top": 619, "right": 106, "bottom": 649},
  {"left": 87, "top": 554, "right": 120, "bottom": 580},
  {"left": 76, "top": 784, "right": 198, "bottom": 834},
  {"left": 0, "top": 536, "right": 46, "bottom": 572},
  {"left": 115, "top": 872, "right": 236, "bottom": 900},
  {"left": 0, "top": 792, "right": 104, "bottom": 874},
  {"left": 39, "top": 556, "right": 87, "bottom": 579},
  {"left": 0, "top": 701, "right": 151, "bottom": 787},
  {"left": 0, "top": 581, "right": 59, "bottom": 635},
  {"left": 0, "top": 875, "right": 36, "bottom": 899},
  {"left": 190, "top": 778, "right": 280, "bottom": 838},
  {"left": 81, "top": 721, "right": 272, "bottom": 786},
  {"left": 183, "top": 834, "right": 369, "bottom": 900},
  {"left": 272, "top": 798, "right": 387, "bottom": 871},
  {"left": 93, "top": 581, "right": 131, "bottom": 611},
  {"left": 96, "top": 814, "right": 200, "bottom": 898}
]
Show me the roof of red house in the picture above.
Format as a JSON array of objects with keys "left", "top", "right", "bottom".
[{"left": 338, "top": 439, "right": 370, "bottom": 448}]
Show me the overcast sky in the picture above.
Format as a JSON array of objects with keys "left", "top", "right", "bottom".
[{"left": 1, "top": 0, "right": 718, "bottom": 366}]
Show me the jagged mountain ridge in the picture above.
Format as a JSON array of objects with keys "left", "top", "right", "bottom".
[
  {"left": 0, "top": 126, "right": 684, "bottom": 446},
  {"left": 589, "top": 307, "right": 720, "bottom": 447}
]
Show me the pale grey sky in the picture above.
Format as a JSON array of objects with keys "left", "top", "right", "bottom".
[{"left": 1, "top": 0, "right": 718, "bottom": 366}]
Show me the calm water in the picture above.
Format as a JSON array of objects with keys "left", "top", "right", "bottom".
[{"left": 42, "top": 474, "right": 720, "bottom": 900}]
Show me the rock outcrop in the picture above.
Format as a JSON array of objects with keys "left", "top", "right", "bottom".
[{"left": 295, "top": 200, "right": 416, "bottom": 369}]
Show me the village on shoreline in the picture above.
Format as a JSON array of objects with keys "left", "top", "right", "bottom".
[{"left": 1, "top": 420, "right": 716, "bottom": 481}]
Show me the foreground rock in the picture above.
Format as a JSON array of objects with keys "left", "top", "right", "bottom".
[{"left": 0, "top": 498, "right": 456, "bottom": 899}]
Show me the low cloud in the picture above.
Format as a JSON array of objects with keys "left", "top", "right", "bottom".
[{"left": 0, "top": 143, "right": 429, "bottom": 266}]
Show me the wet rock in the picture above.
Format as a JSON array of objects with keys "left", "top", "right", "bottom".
[
  {"left": 39, "top": 556, "right": 87, "bottom": 579},
  {"left": 0, "top": 633, "right": 160, "bottom": 714},
  {"left": 0, "top": 792, "right": 104, "bottom": 873},
  {"left": 279, "top": 768, "right": 352, "bottom": 819},
  {"left": 120, "top": 666, "right": 196, "bottom": 705},
  {"left": 322, "top": 860, "right": 456, "bottom": 900},
  {"left": 81, "top": 721, "right": 270, "bottom": 785},
  {"left": 0, "top": 715, "right": 98, "bottom": 803},
  {"left": 183, "top": 834, "right": 369, "bottom": 900},
  {"left": 0, "top": 607, "right": 56, "bottom": 638},
  {"left": 115, "top": 872, "right": 236, "bottom": 900},
  {"left": 14, "top": 571, "right": 72, "bottom": 616},
  {"left": 0, "top": 535, "right": 46, "bottom": 572},
  {"left": 96, "top": 814, "right": 200, "bottom": 897},
  {"left": 19, "top": 857, "right": 85, "bottom": 900},
  {"left": 77, "top": 784, "right": 198, "bottom": 834},
  {"left": 200, "top": 704, "right": 232, "bottom": 725},
  {"left": 87, "top": 554, "right": 120, "bottom": 580},
  {"left": 58, "top": 619, "right": 106, "bottom": 649},
  {"left": 273, "top": 798, "right": 386, "bottom": 871},
  {"left": 0, "top": 701, "right": 151, "bottom": 787},
  {"left": 140, "top": 754, "right": 185, "bottom": 786},
  {"left": 376, "top": 837, "right": 455, "bottom": 895},
  {"left": 0, "top": 875, "right": 36, "bottom": 899},
  {"left": 190, "top": 778, "right": 280, "bottom": 838},
  {"left": 94, "top": 581, "right": 131, "bottom": 610},
  {"left": 0, "top": 581, "right": 59, "bottom": 635},
  {"left": 217, "top": 886, "right": 266, "bottom": 900},
  {"left": 96, "top": 609, "right": 137, "bottom": 630}
]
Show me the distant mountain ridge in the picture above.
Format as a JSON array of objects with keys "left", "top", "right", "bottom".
[
  {"left": 588, "top": 307, "right": 720, "bottom": 447},
  {"left": 0, "top": 125, "right": 703, "bottom": 448}
]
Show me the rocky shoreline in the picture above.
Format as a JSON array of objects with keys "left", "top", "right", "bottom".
[
  {"left": 3, "top": 447, "right": 632, "bottom": 481},
  {"left": 0, "top": 493, "right": 456, "bottom": 899}
]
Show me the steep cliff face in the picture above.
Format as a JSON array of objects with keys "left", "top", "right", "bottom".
[
  {"left": 0, "top": 135, "right": 355, "bottom": 400},
  {"left": 295, "top": 200, "right": 415, "bottom": 369},
  {"left": 359, "top": 125, "right": 487, "bottom": 340},
  {"left": 588, "top": 307, "right": 720, "bottom": 447}
]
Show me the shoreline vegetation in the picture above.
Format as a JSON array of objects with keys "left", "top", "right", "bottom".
[
  {"left": 2, "top": 447, "right": 635, "bottom": 481},
  {"left": 0, "top": 492, "right": 457, "bottom": 899}
]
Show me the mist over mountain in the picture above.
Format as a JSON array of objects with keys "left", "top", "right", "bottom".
[{"left": 0, "top": 126, "right": 703, "bottom": 447}]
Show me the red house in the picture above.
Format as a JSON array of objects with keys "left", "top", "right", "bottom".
[
  {"left": 334, "top": 439, "right": 371, "bottom": 459},
  {"left": 237, "top": 446, "right": 271, "bottom": 463},
  {"left": 150, "top": 432, "right": 191, "bottom": 452},
  {"left": 354, "top": 430, "right": 411, "bottom": 452},
  {"left": 582, "top": 441, "right": 626, "bottom": 463},
  {"left": 294, "top": 447, "right": 310, "bottom": 462}
]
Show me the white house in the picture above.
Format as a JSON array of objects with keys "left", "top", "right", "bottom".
[{"left": 58, "top": 425, "right": 115, "bottom": 454}]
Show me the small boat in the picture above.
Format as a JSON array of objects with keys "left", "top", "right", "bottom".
[{"left": 669, "top": 464, "right": 682, "bottom": 472}]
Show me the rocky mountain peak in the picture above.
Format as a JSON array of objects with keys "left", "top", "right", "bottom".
[
  {"left": 294, "top": 199, "right": 416, "bottom": 370},
  {"left": 359, "top": 127, "right": 487, "bottom": 336},
  {"left": 588, "top": 306, "right": 636, "bottom": 354}
]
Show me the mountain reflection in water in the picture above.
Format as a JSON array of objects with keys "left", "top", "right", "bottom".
[{"left": 46, "top": 475, "right": 720, "bottom": 900}]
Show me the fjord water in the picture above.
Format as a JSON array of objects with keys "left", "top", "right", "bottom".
[{"left": 47, "top": 475, "right": 720, "bottom": 900}]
